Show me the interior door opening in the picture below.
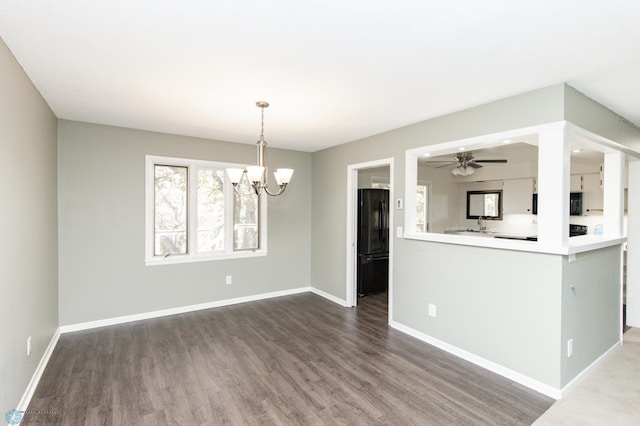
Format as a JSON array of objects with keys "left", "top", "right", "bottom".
[{"left": 346, "top": 159, "right": 393, "bottom": 319}]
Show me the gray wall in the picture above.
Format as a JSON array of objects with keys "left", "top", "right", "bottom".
[
  {"left": 58, "top": 121, "right": 311, "bottom": 325},
  {"left": 395, "top": 240, "right": 564, "bottom": 386},
  {"left": 311, "top": 84, "right": 567, "bottom": 301},
  {"left": 565, "top": 85, "right": 640, "bottom": 152},
  {"left": 561, "top": 245, "right": 621, "bottom": 386},
  {"left": 0, "top": 38, "right": 58, "bottom": 409}
]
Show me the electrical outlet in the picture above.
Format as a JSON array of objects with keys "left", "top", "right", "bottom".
[
  {"left": 27, "top": 336, "right": 32, "bottom": 357},
  {"left": 428, "top": 303, "right": 437, "bottom": 317},
  {"left": 567, "top": 338, "right": 573, "bottom": 358},
  {"left": 225, "top": 275, "right": 232, "bottom": 285}
]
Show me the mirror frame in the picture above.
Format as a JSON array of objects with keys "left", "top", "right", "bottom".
[{"left": 466, "top": 190, "right": 503, "bottom": 220}]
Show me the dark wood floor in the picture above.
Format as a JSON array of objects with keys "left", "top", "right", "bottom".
[{"left": 27, "top": 293, "right": 553, "bottom": 425}]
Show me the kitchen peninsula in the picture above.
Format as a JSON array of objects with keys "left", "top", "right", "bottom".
[{"left": 397, "top": 118, "right": 633, "bottom": 399}]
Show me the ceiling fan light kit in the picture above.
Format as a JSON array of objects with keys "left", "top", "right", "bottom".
[
  {"left": 424, "top": 151, "right": 507, "bottom": 176},
  {"left": 451, "top": 165, "right": 475, "bottom": 176}
]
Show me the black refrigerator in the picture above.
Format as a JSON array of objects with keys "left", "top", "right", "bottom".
[{"left": 357, "top": 189, "right": 389, "bottom": 297}]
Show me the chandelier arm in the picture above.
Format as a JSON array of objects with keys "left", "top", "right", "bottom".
[
  {"left": 250, "top": 183, "right": 262, "bottom": 196},
  {"left": 263, "top": 184, "right": 287, "bottom": 197},
  {"left": 232, "top": 182, "right": 258, "bottom": 197}
]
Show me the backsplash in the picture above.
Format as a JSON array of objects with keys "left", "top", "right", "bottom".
[{"left": 454, "top": 213, "right": 628, "bottom": 237}]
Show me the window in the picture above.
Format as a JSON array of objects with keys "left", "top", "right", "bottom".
[
  {"left": 416, "top": 182, "right": 430, "bottom": 232},
  {"left": 466, "top": 190, "right": 503, "bottom": 220},
  {"left": 145, "top": 155, "right": 266, "bottom": 265}
]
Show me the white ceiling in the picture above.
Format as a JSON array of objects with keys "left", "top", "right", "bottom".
[{"left": 1, "top": 0, "right": 639, "bottom": 152}]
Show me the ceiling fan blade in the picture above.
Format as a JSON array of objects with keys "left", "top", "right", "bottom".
[
  {"left": 435, "top": 162, "right": 457, "bottom": 168},
  {"left": 474, "top": 159, "right": 507, "bottom": 163},
  {"left": 422, "top": 160, "right": 457, "bottom": 168},
  {"left": 468, "top": 163, "right": 483, "bottom": 169}
]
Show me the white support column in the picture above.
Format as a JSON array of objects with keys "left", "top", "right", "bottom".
[
  {"left": 603, "top": 151, "right": 625, "bottom": 237},
  {"left": 537, "top": 128, "right": 570, "bottom": 248},
  {"left": 627, "top": 160, "right": 640, "bottom": 327}
]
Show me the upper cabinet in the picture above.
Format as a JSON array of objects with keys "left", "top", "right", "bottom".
[
  {"left": 570, "top": 174, "right": 583, "bottom": 192},
  {"left": 582, "top": 173, "right": 603, "bottom": 214},
  {"left": 503, "top": 178, "right": 534, "bottom": 214}
]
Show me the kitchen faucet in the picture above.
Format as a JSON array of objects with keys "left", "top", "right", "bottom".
[{"left": 478, "top": 216, "right": 486, "bottom": 233}]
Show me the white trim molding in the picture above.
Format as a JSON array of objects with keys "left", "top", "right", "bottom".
[
  {"left": 559, "top": 341, "right": 621, "bottom": 398},
  {"left": 389, "top": 320, "right": 563, "bottom": 399},
  {"left": 59, "top": 287, "right": 310, "bottom": 333},
  {"left": 310, "top": 287, "right": 348, "bottom": 307},
  {"left": 389, "top": 319, "right": 623, "bottom": 400},
  {"left": 16, "top": 328, "right": 61, "bottom": 412}
]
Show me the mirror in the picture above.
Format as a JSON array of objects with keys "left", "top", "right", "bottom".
[{"left": 467, "top": 190, "right": 502, "bottom": 220}]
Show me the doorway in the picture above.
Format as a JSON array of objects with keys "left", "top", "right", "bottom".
[{"left": 346, "top": 158, "right": 394, "bottom": 322}]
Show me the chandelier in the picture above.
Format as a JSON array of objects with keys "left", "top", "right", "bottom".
[{"left": 226, "top": 101, "right": 294, "bottom": 196}]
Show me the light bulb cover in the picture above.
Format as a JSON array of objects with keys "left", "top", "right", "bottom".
[
  {"left": 274, "top": 168, "right": 294, "bottom": 185},
  {"left": 451, "top": 166, "right": 474, "bottom": 176},
  {"left": 246, "top": 166, "right": 265, "bottom": 182},
  {"left": 226, "top": 168, "right": 245, "bottom": 184}
]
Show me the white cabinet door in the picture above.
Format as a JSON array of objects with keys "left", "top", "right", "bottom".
[
  {"left": 582, "top": 173, "right": 603, "bottom": 214},
  {"left": 570, "top": 174, "right": 583, "bottom": 192},
  {"left": 503, "top": 178, "right": 534, "bottom": 214}
]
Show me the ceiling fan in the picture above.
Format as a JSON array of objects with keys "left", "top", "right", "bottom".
[{"left": 424, "top": 151, "right": 507, "bottom": 176}]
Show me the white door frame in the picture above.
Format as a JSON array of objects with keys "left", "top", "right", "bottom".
[{"left": 346, "top": 158, "right": 394, "bottom": 321}]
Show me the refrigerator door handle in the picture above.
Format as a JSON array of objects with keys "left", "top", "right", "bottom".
[
  {"left": 381, "top": 200, "right": 387, "bottom": 239},
  {"left": 364, "top": 254, "right": 389, "bottom": 262},
  {"left": 378, "top": 201, "right": 383, "bottom": 241},
  {"left": 378, "top": 200, "right": 387, "bottom": 241}
]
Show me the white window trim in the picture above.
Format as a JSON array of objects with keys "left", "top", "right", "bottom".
[{"left": 145, "top": 155, "right": 267, "bottom": 266}]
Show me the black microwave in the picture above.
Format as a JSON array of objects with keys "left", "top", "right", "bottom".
[{"left": 532, "top": 192, "right": 583, "bottom": 216}]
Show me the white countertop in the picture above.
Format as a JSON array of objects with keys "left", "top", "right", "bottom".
[{"left": 403, "top": 231, "right": 626, "bottom": 255}]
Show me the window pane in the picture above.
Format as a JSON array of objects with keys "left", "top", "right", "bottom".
[
  {"left": 234, "top": 177, "right": 259, "bottom": 251},
  {"left": 416, "top": 185, "right": 427, "bottom": 233},
  {"left": 485, "top": 194, "right": 499, "bottom": 216},
  {"left": 154, "top": 165, "right": 188, "bottom": 256},
  {"left": 197, "top": 168, "right": 225, "bottom": 253}
]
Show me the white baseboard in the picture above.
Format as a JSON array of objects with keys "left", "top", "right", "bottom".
[
  {"left": 16, "top": 328, "right": 61, "bottom": 412},
  {"left": 310, "top": 287, "right": 348, "bottom": 307},
  {"left": 59, "top": 287, "right": 311, "bottom": 333},
  {"left": 389, "top": 320, "right": 562, "bottom": 399},
  {"left": 559, "top": 340, "right": 621, "bottom": 397}
]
